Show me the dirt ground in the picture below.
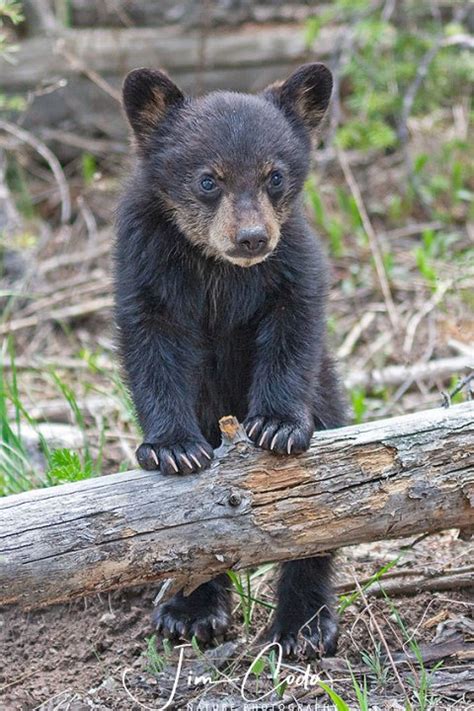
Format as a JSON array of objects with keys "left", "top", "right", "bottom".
[{"left": 1, "top": 530, "right": 472, "bottom": 710}]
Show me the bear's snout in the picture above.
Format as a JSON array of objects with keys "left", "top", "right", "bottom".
[{"left": 234, "top": 226, "right": 269, "bottom": 255}]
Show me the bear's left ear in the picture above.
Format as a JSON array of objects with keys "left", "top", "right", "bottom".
[
  {"left": 263, "top": 63, "right": 333, "bottom": 131},
  {"left": 122, "top": 68, "right": 184, "bottom": 147}
]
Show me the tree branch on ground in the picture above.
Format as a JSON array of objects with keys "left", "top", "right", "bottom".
[{"left": 1, "top": 403, "right": 472, "bottom": 609}]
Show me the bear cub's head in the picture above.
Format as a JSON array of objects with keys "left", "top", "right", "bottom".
[{"left": 122, "top": 63, "right": 332, "bottom": 267}]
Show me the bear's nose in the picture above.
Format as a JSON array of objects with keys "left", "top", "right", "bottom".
[{"left": 235, "top": 226, "right": 269, "bottom": 253}]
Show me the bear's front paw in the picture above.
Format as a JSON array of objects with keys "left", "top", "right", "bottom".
[
  {"left": 244, "top": 415, "right": 313, "bottom": 455},
  {"left": 136, "top": 439, "right": 214, "bottom": 474}
]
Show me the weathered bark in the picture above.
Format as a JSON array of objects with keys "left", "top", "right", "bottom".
[{"left": 0, "top": 403, "right": 473, "bottom": 610}]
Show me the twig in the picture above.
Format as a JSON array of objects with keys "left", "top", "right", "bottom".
[
  {"left": 397, "top": 4, "right": 471, "bottom": 210},
  {"left": 77, "top": 195, "right": 99, "bottom": 243},
  {"left": 399, "top": 43, "right": 444, "bottom": 147},
  {"left": 345, "top": 355, "right": 473, "bottom": 390},
  {"left": 0, "top": 356, "right": 114, "bottom": 372},
  {"left": 381, "top": 221, "right": 443, "bottom": 241},
  {"left": 353, "top": 578, "right": 411, "bottom": 703},
  {"left": 55, "top": 39, "right": 121, "bottom": 103},
  {"left": 322, "top": 1, "right": 380, "bottom": 154},
  {"left": 26, "top": 395, "right": 116, "bottom": 423},
  {"left": 337, "top": 149, "right": 398, "bottom": 330},
  {"left": 0, "top": 296, "right": 113, "bottom": 336},
  {"left": 442, "top": 371, "right": 474, "bottom": 407},
  {"left": 357, "top": 330, "right": 393, "bottom": 370},
  {"left": 338, "top": 312, "right": 376, "bottom": 359},
  {"left": 403, "top": 281, "right": 451, "bottom": 354},
  {"left": 19, "top": 278, "right": 110, "bottom": 318},
  {"left": 0, "top": 119, "right": 71, "bottom": 223},
  {"left": 443, "top": 33, "right": 474, "bottom": 50},
  {"left": 449, "top": 339, "right": 474, "bottom": 359},
  {"left": 381, "top": 0, "right": 396, "bottom": 22},
  {"left": 0, "top": 148, "right": 23, "bottom": 238},
  {"left": 339, "top": 565, "right": 474, "bottom": 597},
  {"left": 398, "top": 5, "right": 470, "bottom": 145},
  {"left": 26, "top": 0, "right": 61, "bottom": 35},
  {"left": 38, "top": 239, "right": 111, "bottom": 274},
  {"left": 378, "top": 322, "right": 436, "bottom": 416},
  {"left": 368, "top": 570, "right": 474, "bottom": 598},
  {"left": 196, "top": 0, "right": 211, "bottom": 95},
  {"left": 0, "top": 669, "right": 38, "bottom": 694},
  {"left": 22, "top": 267, "right": 106, "bottom": 300},
  {"left": 39, "top": 128, "right": 127, "bottom": 155}
]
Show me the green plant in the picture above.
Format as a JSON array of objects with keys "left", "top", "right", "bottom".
[
  {"left": 80, "top": 349, "right": 140, "bottom": 433},
  {"left": 339, "top": 557, "right": 399, "bottom": 614},
  {"left": 406, "top": 646, "right": 442, "bottom": 711},
  {"left": 0, "top": 341, "right": 105, "bottom": 495},
  {"left": 49, "top": 369, "right": 96, "bottom": 468},
  {"left": 145, "top": 634, "right": 171, "bottom": 676},
  {"left": 361, "top": 641, "right": 390, "bottom": 689},
  {"left": 4, "top": 158, "right": 35, "bottom": 218},
  {"left": 45, "top": 448, "right": 92, "bottom": 485},
  {"left": 305, "top": 178, "right": 346, "bottom": 257},
  {"left": 0, "top": 357, "right": 35, "bottom": 495},
  {"left": 414, "top": 246, "right": 437, "bottom": 287},
  {"left": 348, "top": 662, "right": 370, "bottom": 711},
  {"left": 54, "top": 0, "right": 72, "bottom": 27},
  {"left": 228, "top": 571, "right": 253, "bottom": 633},
  {"left": 0, "top": 1, "right": 26, "bottom": 113},
  {"left": 383, "top": 594, "right": 441, "bottom": 710},
  {"left": 248, "top": 655, "right": 265, "bottom": 695},
  {"left": 228, "top": 568, "right": 275, "bottom": 635},
  {"left": 318, "top": 680, "right": 351, "bottom": 710},
  {"left": 267, "top": 649, "right": 287, "bottom": 699},
  {"left": 0, "top": 339, "right": 47, "bottom": 494},
  {"left": 81, "top": 152, "right": 97, "bottom": 185},
  {"left": 336, "top": 118, "right": 397, "bottom": 152},
  {"left": 350, "top": 387, "right": 367, "bottom": 424},
  {"left": 412, "top": 227, "right": 462, "bottom": 288},
  {"left": 0, "top": 0, "right": 23, "bottom": 61},
  {"left": 191, "top": 634, "right": 203, "bottom": 656}
]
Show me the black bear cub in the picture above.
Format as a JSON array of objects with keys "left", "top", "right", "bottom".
[{"left": 115, "top": 63, "right": 346, "bottom": 657}]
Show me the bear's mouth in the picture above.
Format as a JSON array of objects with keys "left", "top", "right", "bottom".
[{"left": 223, "top": 248, "right": 272, "bottom": 267}]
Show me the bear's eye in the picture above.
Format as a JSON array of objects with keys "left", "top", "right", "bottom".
[
  {"left": 268, "top": 170, "right": 283, "bottom": 189},
  {"left": 200, "top": 176, "right": 217, "bottom": 192}
]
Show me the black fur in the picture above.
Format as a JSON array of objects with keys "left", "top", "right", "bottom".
[{"left": 115, "top": 64, "right": 346, "bottom": 657}]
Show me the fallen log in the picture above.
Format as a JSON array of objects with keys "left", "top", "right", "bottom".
[
  {"left": 4, "top": 25, "right": 340, "bottom": 91},
  {"left": 1, "top": 402, "right": 473, "bottom": 609},
  {"left": 3, "top": 23, "right": 342, "bottom": 140}
]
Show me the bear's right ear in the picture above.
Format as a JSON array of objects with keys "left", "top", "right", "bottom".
[{"left": 122, "top": 68, "right": 184, "bottom": 146}]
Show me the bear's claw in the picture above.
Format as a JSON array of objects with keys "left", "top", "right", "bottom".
[
  {"left": 136, "top": 439, "right": 214, "bottom": 474},
  {"left": 244, "top": 416, "right": 312, "bottom": 455}
]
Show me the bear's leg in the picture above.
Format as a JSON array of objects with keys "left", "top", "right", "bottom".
[
  {"left": 154, "top": 574, "right": 232, "bottom": 643},
  {"left": 267, "top": 353, "right": 345, "bottom": 658},
  {"left": 269, "top": 555, "right": 338, "bottom": 658}
]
